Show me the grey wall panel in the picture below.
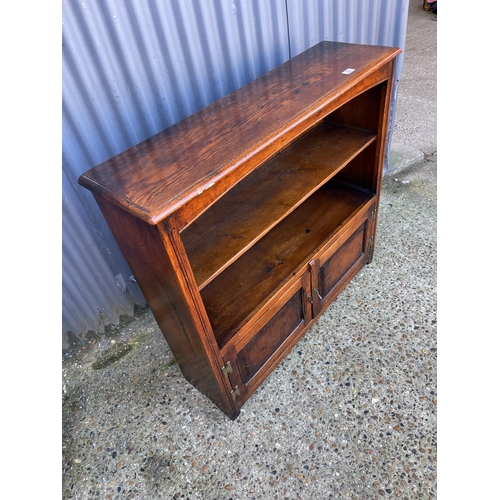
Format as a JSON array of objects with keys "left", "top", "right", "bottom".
[{"left": 62, "top": 0, "right": 290, "bottom": 349}]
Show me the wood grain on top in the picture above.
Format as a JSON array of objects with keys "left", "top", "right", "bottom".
[{"left": 78, "top": 41, "right": 400, "bottom": 224}]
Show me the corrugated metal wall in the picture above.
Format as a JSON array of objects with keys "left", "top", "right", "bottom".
[{"left": 62, "top": 0, "right": 408, "bottom": 350}]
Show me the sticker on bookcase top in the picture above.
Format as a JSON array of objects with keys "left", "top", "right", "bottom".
[{"left": 342, "top": 68, "right": 355, "bottom": 75}]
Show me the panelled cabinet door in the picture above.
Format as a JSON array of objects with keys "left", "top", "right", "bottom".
[
  {"left": 221, "top": 273, "right": 313, "bottom": 408},
  {"left": 310, "top": 203, "right": 377, "bottom": 316}
]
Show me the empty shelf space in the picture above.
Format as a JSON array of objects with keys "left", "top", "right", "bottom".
[
  {"left": 201, "top": 180, "right": 374, "bottom": 348},
  {"left": 181, "top": 122, "right": 376, "bottom": 289}
]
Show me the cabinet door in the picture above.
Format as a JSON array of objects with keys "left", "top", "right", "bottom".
[
  {"left": 221, "top": 272, "right": 312, "bottom": 407},
  {"left": 310, "top": 203, "right": 376, "bottom": 316}
]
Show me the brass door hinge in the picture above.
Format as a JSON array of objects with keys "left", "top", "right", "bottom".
[
  {"left": 367, "top": 237, "right": 374, "bottom": 254},
  {"left": 222, "top": 360, "right": 233, "bottom": 378},
  {"left": 371, "top": 209, "right": 377, "bottom": 222},
  {"left": 230, "top": 385, "right": 241, "bottom": 401}
]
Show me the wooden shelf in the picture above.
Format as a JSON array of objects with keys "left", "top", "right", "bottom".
[
  {"left": 182, "top": 123, "right": 376, "bottom": 289},
  {"left": 201, "top": 181, "right": 374, "bottom": 348}
]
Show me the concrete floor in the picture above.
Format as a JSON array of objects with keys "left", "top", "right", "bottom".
[{"left": 62, "top": 2, "right": 437, "bottom": 498}]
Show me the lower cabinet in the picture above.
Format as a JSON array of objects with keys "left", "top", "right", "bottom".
[{"left": 219, "top": 202, "right": 376, "bottom": 411}]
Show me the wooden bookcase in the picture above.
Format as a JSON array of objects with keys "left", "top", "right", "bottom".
[{"left": 79, "top": 41, "right": 401, "bottom": 419}]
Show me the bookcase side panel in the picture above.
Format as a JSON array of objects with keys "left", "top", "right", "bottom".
[
  {"left": 92, "top": 194, "right": 238, "bottom": 418},
  {"left": 369, "top": 59, "right": 398, "bottom": 261},
  {"left": 373, "top": 59, "right": 398, "bottom": 194}
]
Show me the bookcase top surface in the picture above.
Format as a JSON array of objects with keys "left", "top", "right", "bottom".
[{"left": 78, "top": 41, "right": 401, "bottom": 224}]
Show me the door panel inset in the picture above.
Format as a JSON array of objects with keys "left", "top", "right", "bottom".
[
  {"left": 319, "top": 222, "right": 366, "bottom": 299},
  {"left": 237, "top": 288, "right": 304, "bottom": 385}
]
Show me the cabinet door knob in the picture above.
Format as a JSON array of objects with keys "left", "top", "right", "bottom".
[{"left": 313, "top": 288, "right": 323, "bottom": 300}]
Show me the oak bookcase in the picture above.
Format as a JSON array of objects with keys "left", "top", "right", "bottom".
[{"left": 79, "top": 41, "right": 401, "bottom": 419}]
